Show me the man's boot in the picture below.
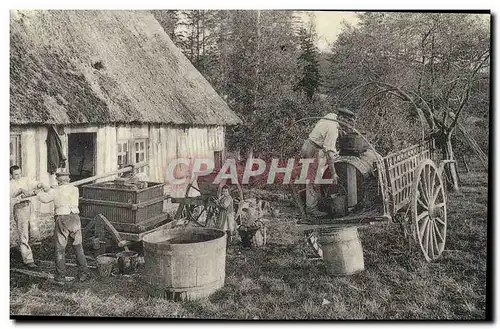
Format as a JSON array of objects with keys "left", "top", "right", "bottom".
[
  {"left": 74, "top": 244, "right": 90, "bottom": 282},
  {"left": 54, "top": 245, "right": 71, "bottom": 284},
  {"left": 307, "top": 208, "right": 328, "bottom": 218},
  {"left": 304, "top": 185, "right": 327, "bottom": 218},
  {"left": 25, "top": 262, "right": 38, "bottom": 269}
]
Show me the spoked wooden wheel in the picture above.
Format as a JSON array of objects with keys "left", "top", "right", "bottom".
[
  {"left": 411, "top": 159, "right": 447, "bottom": 262},
  {"left": 177, "top": 177, "right": 219, "bottom": 227},
  {"left": 177, "top": 201, "right": 220, "bottom": 227},
  {"left": 217, "top": 178, "right": 244, "bottom": 224}
]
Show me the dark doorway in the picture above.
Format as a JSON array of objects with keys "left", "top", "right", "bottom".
[
  {"left": 68, "top": 133, "right": 96, "bottom": 183},
  {"left": 214, "top": 150, "right": 224, "bottom": 170}
]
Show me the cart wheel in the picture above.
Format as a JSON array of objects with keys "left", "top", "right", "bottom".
[
  {"left": 217, "top": 179, "right": 244, "bottom": 224},
  {"left": 177, "top": 202, "right": 219, "bottom": 227},
  {"left": 411, "top": 159, "right": 447, "bottom": 262},
  {"left": 179, "top": 177, "right": 219, "bottom": 227}
]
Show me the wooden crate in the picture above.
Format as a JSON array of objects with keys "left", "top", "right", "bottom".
[
  {"left": 81, "top": 181, "right": 164, "bottom": 203},
  {"left": 79, "top": 181, "right": 166, "bottom": 232}
]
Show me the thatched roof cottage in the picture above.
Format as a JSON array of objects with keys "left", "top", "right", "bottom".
[{"left": 10, "top": 10, "right": 241, "bottom": 244}]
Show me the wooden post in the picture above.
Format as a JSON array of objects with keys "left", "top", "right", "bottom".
[
  {"left": 19, "top": 163, "right": 148, "bottom": 203},
  {"left": 346, "top": 165, "right": 357, "bottom": 209},
  {"left": 462, "top": 155, "right": 470, "bottom": 173},
  {"left": 71, "top": 163, "right": 147, "bottom": 186},
  {"left": 11, "top": 267, "right": 56, "bottom": 279},
  {"left": 444, "top": 137, "right": 460, "bottom": 192}
]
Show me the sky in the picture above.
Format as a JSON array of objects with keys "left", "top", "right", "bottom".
[{"left": 298, "top": 11, "right": 360, "bottom": 52}]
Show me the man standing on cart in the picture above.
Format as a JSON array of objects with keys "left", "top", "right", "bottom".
[{"left": 297, "top": 108, "right": 356, "bottom": 219}]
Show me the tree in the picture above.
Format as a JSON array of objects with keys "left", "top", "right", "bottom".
[
  {"left": 175, "top": 10, "right": 219, "bottom": 75},
  {"left": 327, "top": 12, "right": 490, "bottom": 190},
  {"left": 295, "top": 19, "right": 321, "bottom": 100},
  {"left": 155, "top": 10, "right": 332, "bottom": 160},
  {"left": 151, "top": 10, "right": 179, "bottom": 43},
  {"left": 209, "top": 10, "right": 304, "bottom": 158}
]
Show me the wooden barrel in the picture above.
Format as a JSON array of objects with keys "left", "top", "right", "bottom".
[
  {"left": 318, "top": 226, "right": 364, "bottom": 276},
  {"left": 142, "top": 227, "right": 226, "bottom": 301}
]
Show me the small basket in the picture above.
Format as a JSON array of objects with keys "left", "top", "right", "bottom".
[{"left": 96, "top": 253, "right": 118, "bottom": 277}]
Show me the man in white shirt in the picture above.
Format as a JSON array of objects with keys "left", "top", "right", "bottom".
[
  {"left": 39, "top": 171, "right": 89, "bottom": 283},
  {"left": 10, "top": 165, "right": 43, "bottom": 268},
  {"left": 298, "top": 111, "right": 341, "bottom": 218}
]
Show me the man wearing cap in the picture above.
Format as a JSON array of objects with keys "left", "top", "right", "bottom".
[
  {"left": 10, "top": 165, "right": 43, "bottom": 268},
  {"left": 297, "top": 111, "right": 340, "bottom": 217},
  {"left": 297, "top": 108, "right": 357, "bottom": 218},
  {"left": 337, "top": 108, "right": 356, "bottom": 136},
  {"left": 38, "top": 171, "right": 90, "bottom": 283}
]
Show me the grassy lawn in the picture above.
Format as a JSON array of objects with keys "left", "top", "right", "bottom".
[{"left": 10, "top": 171, "right": 488, "bottom": 319}]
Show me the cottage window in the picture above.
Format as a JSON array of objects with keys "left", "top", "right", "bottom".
[
  {"left": 133, "top": 139, "right": 148, "bottom": 174},
  {"left": 116, "top": 139, "right": 148, "bottom": 174},
  {"left": 10, "top": 133, "right": 21, "bottom": 167},
  {"left": 117, "top": 140, "right": 129, "bottom": 168}
]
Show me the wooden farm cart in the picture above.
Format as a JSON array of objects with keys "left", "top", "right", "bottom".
[
  {"left": 78, "top": 164, "right": 172, "bottom": 253},
  {"left": 171, "top": 171, "right": 245, "bottom": 228},
  {"left": 289, "top": 117, "right": 454, "bottom": 262}
]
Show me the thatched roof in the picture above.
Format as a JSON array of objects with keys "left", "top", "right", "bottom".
[{"left": 10, "top": 10, "right": 242, "bottom": 126}]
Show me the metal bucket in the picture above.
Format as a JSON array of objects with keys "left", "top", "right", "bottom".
[
  {"left": 318, "top": 226, "right": 364, "bottom": 276},
  {"left": 96, "top": 253, "right": 118, "bottom": 277},
  {"left": 117, "top": 251, "right": 139, "bottom": 275}
]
